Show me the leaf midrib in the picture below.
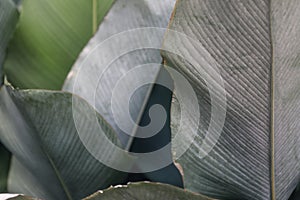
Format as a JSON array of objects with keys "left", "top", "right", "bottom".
[{"left": 269, "top": 0, "right": 275, "bottom": 199}]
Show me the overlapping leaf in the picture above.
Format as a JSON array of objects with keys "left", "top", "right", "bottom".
[
  {"left": 0, "top": 85, "right": 127, "bottom": 200},
  {"left": 0, "top": 0, "right": 19, "bottom": 192},
  {"left": 161, "top": 0, "right": 300, "bottom": 199},
  {"left": 62, "top": 0, "right": 183, "bottom": 187},
  {"left": 63, "top": 0, "right": 176, "bottom": 146}
]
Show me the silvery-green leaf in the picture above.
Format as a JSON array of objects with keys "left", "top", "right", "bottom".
[
  {"left": 0, "top": 85, "right": 127, "bottom": 200},
  {"left": 0, "top": 0, "right": 19, "bottom": 192},
  {"left": 3, "top": 0, "right": 114, "bottom": 89},
  {"left": 62, "top": 0, "right": 176, "bottom": 146},
  {"left": 84, "top": 182, "right": 213, "bottom": 200},
  {"left": 0, "top": 0, "right": 19, "bottom": 85},
  {"left": 162, "top": 0, "right": 300, "bottom": 199}
]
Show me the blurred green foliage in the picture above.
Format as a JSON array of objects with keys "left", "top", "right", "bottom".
[{"left": 4, "top": 0, "right": 114, "bottom": 89}]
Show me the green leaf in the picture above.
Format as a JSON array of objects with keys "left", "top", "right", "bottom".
[
  {"left": 0, "top": 0, "right": 19, "bottom": 85},
  {"left": 162, "top": 0, "right": 300, "bottom": 199},
  {"left": 3, "top": 0, "right": 114, "bottom": 89},
  {"left": 0, "top": 0, "right": 19, "bottom": 192},
  {"left": 84, "top": 182, "right": 214, "bottom": 200},
  {"left": 62, "top": 0, "right": 183, "bottom": 187},
  {"left": 63, "top": 0, "right": 177, "bottom": 146},
  {"left": 0, "top": 85, "right": 127, "bottom": 200}
]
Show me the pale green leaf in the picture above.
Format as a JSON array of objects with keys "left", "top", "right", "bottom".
[
  {"left": 162, "top": 0, "right": 300, "bottom": 200},
  {"left": 3, "top": 0, "right": 114, "bottom": 89}
]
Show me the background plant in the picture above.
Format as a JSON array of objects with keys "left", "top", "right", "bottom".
[{"left": 0, "top": 0, "right": 299, "bottom": 200}]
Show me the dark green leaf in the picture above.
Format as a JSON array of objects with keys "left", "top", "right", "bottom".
[{"left": 0, "top": 85, "right": 127, "bottom": 200}]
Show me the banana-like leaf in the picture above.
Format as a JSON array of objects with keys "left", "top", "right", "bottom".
[
  {"left": 3, "top": 0, "right": 114, "bottom": 89},
  {"left": 63, "top": 0, "right": 176, "bottom": 147},
  {"left": 162, "top": 0, "right": 300, "bottom": 199},
  {"left": 0, "top": 0, "right": 19, "bottom": 192},
  {"left": 0, "top": 85, "right": 128, "bottom": 200},
  {"left": 84, "top": 182, "right": 213, "bottom": 200},
  {"left": 62, "top": 0, "right": 183, "bottom": 186}
]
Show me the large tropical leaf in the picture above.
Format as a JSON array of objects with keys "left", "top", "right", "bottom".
[
  {"left": 62, "top": 0, "right": 183, "bottom": 187},
  {"left": 3, "top": 0, "right": 114, "bottom": 89},
  {"left": 0, "top": 0, "right": 19, "bottom": 192},
  {"left": 85, "top": 182, "right": 213, "bottom": 200},
  {"left": 0, "top": 85, "right": 128, "bottom": 200},
  {"left": 161, "top": 0, "right": 300, "bottom": 199},
  {"left": 63, "top": 0, "right": 176, "bottom": 146}
]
